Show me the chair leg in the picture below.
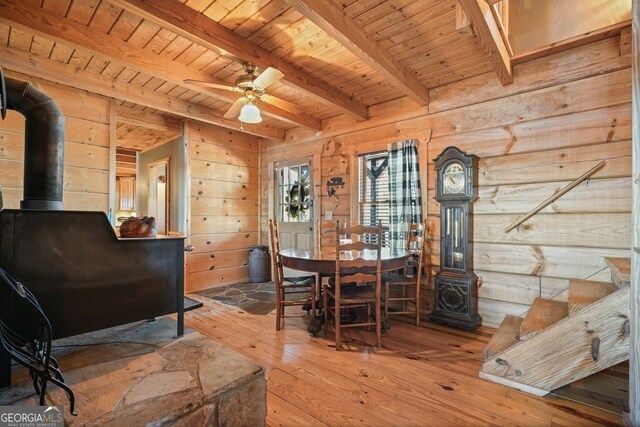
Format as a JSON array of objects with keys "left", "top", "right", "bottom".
[
  {"left": 335, "top": 294, "right": 341, "bottom": 351},
  {"left": 323, "top": 286, "right": 329, "bottom": 337},
  {"left": 415, "top": 283, "right": 420, "bottom": 326},
  {"left": 275, "top": 287, "right": 283, "bottom": 331},
  {"left": 311, "top": 275, "right": 317, "bottom": 318},
  {"left": 384, "top": 282, "right": 389, "bottom": 319},
  {"left": 375, "top": 284, "right": 382, "bottom": 348}
]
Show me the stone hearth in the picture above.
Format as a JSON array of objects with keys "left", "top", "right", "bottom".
[{"left": 0, "top": 317, "right": 266, "bottom": 426}]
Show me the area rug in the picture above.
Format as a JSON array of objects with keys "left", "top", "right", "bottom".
[{"left": 195, "top": 282, "right": 278, "bottom": 315}]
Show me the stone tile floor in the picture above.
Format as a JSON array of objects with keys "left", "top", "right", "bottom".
[
  {"left": 0, "top": 317, "right": 266, "bottom": 426},
  {"left": 196, "top": 281, "right": 278, "bottom": 315}
]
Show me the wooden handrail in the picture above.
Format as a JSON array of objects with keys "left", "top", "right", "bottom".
[{"left": 504, "top": 160, "right": 606, "bottom": 233}]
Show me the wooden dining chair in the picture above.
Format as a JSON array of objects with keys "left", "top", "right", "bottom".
[
  {"left": 268, "top": 219, "right": 317, "bottom": 331},
  {"left": 384, "top": 219, "right": 427, "bottom": 326},
  {"left": 315, "top": 219, "right": 339, "bottom": 252},
  {"left": 323, "top": 222, "right": 383, "bottom": 350}
]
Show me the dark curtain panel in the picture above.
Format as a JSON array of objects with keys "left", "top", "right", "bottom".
[{"left": 388, "top": 139, "right": 422, "bottom": 252}]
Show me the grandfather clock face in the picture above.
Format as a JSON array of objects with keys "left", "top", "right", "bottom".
[{"left": 442, "top": 162, "right": 465, "bottom": 194}]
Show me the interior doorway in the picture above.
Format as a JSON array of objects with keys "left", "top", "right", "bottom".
[
  {"left": 112, "top": 105, "right": 186, "bottom": 236},
  {"left": 147, "top": 158, "right": 170, "bottom": 235}
]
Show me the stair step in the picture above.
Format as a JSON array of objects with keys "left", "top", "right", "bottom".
[
  {"left": 568, "top": 279, "right": 618, "bottom": 315},
  {"left": 484, "top": 315, "right": 523, "bottom": 361},
  {"left": 519, "top": 298, "right": 568, "bottom": 340},
  {"left": 481, "top": 287, "right": 630, "bottom": 394},
  {"left": 604, "top": 257, "right": 630, "bottom": 288}
]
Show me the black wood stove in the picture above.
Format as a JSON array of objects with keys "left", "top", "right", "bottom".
[{"left": 0, "top": 69, "right": 186, "bottom": 388}]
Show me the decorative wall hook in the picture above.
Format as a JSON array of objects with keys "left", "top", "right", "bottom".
[{"left": 326, "top": 176, "right": 345, "bottom": 197}]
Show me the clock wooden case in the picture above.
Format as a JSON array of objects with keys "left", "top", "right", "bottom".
[{"left": 430, "top": 146, "right": 481, "bottom": 331}]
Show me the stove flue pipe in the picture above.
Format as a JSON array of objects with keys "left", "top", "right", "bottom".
[{"left": 0, "top": 67, "right": 65, "bottom": 210}]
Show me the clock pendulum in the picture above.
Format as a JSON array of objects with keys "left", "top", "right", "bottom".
[{"left": 430, "top": 146, "right": 481, "bottom": 331}]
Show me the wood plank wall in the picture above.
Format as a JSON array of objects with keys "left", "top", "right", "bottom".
[
  {"left": 0, "top": 74, "right": 110, "bottom": 212},
  {"left": 186, "top": 122, "right": 260, "bottom": 293},
  {"left": 628, "top": 0, "right": 639, "bottom": 424},
  {"left": 261, "top": 36, "right": 632, "bottom": 327},
  {"left": 260, "top": 119, "right": 431, "bottom": 246}
]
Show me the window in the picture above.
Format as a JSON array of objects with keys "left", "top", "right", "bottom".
[
  {"left": 358, "top": 151, "right": 390, "bottom": 246},
  {"left": 277, "top": 163, "right": 310, "bottom": 222}
]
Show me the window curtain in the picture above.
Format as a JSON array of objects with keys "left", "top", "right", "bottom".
[{"left": 388, "top": 139, "right": 422, "bottom": 252}]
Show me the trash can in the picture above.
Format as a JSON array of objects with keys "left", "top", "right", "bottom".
[{"left": 248, "top": 245, "right": 270, "bottom": 283}]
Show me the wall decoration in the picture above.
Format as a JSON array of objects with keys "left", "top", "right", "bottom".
[{"left": 326, "top": 176, "right": 345, "bottom": 197}]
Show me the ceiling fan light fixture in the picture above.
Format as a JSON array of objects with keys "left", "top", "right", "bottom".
[{"left": 238, "top": 100, "right": 262, "bottom": 123}]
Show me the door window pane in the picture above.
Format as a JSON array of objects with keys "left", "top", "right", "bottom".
[{"left": 277, "top": 162, "right": 311, "bottom": 223}]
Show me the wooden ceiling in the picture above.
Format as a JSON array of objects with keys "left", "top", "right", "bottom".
[
  {"left": 0, "top": 0, "right": 630, "bottom": 142},
  {"left": 115, "top": 104, "right": 182, "bottom": 151}
]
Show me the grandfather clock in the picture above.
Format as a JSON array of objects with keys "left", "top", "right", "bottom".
[{"left": 430, "top": 146, "right": 481, "bottom": 331}]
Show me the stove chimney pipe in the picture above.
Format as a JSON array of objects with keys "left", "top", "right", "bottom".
[{"left": 0, "top": 67, "right": 65, "bottom": 210}]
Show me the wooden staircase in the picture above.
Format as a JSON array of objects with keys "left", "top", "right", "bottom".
[{"left": 479, "top": 257, "right": 631, "bottom": 396}]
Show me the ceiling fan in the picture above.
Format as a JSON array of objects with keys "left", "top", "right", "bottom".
[{"left": 185, "top": 63, "right": 284, "bottom": 124}]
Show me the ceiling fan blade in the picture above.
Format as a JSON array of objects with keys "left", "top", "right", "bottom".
[
  {"left": 223, "top": 97, "right": 246, "bottom": 119},
  {"left": 183, "top": 80, "right": 239, "bottom": 92},
  {"left": 260, "top": 93, "right": 304, "bottom": 115},
  {"left": 253, "top": 67, "right": 284, "bottom": 90}
]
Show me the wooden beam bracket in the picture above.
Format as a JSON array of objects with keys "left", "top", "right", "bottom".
[
  {"left": 456, "top": 2, "right": 475, "bottom": 37},
  {"left": 459, "top": 0, "right": 513, "bottom": 85}
]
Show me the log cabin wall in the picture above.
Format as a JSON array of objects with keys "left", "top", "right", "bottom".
[
  {"left": 261, "top": 35, "right": 632, "bottom": 327},
  {"left": 186, "top": 122, "right": 260, "bottom": 293},
  {"left": 0, "top": 73, "right": 110, "bottom": 212}
]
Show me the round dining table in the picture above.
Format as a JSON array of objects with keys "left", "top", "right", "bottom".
[
  {"left": 279, "top": 247, "right": 408, "bottom": 275},
  {"left": 279, "top": 247, "right": 409, "bottom": 335}
]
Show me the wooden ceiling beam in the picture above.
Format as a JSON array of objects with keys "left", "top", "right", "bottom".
[
  {"left": 109, "top": 0, "right": 369, "bottom": 120},
  {"left": 286, "top": 0, "right": 429, "bottom": 106},
  {"left": 116, "top": 106, "right": 182, "bottom": 134},
  {"left": 459, "top": 0, "right": 513, "bottom": 85},
  {"left": 0, "top": 44, "right": 284, "bottom": 140},
  {"left": 0, "top": 0, "right": 319, "bottom": 132}
]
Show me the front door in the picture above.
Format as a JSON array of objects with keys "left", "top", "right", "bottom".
[{"left": 274, "top": 158, "right": 314, "bottom": 262}]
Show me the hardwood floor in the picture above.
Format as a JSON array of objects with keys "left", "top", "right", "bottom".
[{"left": 185, "top": 296, "right": 624, "bottom": 426}]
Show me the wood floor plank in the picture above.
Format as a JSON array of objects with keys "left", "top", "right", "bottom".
[
  {"left": 184, "top": 296, "right": 624, "bottom": 426},
  {"left": 190, "top": 311, "right": 481, "bottom": 425},
  {"left": 266, "top": 392, "right": 325, "bottom": 426}
]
